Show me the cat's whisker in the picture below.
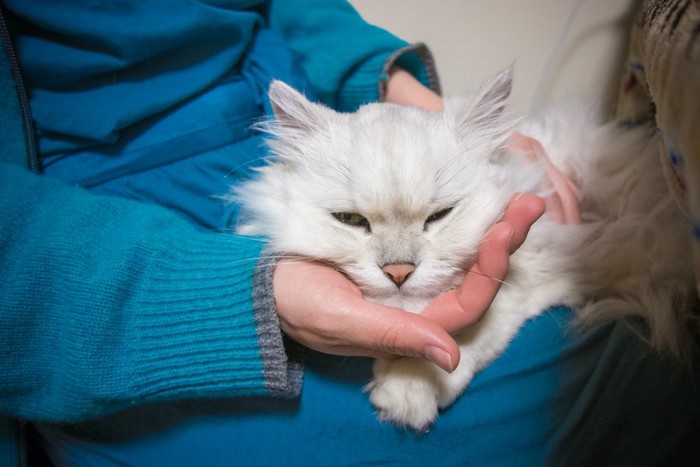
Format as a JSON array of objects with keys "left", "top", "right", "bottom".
[
  {"left": 221, "top": 257, "right": 265, "bottom": 268},
  {"left": 222, "top": 155, "right": 275, "bottom": 179},
  {"left": 214, "top": 67, "right": 696, "bottom": 432},
  {"left": 464, "top": 269, "right": 516, "bottom": 290},
  {"left": 219, "top": 252, "right": 322, "bottom": 266},
  {"left": 251, "top": 257, "right": 349, "bottom": 276},
  {"left": 214, "top": 236, "right": 272, "bottom": 248},
  {"left": 435, "top": 155, "right": 479, "bottom": 192}
]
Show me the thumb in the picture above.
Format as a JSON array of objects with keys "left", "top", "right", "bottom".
[{"left": 342, "top": 295, "right": 461, "bottom": 372}]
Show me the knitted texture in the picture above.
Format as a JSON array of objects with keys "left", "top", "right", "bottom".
[
  {"left": 0, "top": 1, "right": 440, "bottom": 463},
  {"left": 268, "top": 0, "right": 439, "bottom": 112},
  {"left": 0, "top": 164, "right": 299, "bottom": 423}
]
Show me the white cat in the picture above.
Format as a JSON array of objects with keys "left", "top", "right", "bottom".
[{"left": 231, "top": 69, "right": 697, "bottom": 431}]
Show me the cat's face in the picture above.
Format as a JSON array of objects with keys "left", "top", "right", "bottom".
[{"left": 235, "top": 70, "right": 536, "bottom": 307}]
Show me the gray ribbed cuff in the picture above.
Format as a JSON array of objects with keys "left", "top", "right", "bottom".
[
  {"left": 379, "top": 42, "right": 442, "bottom": 101},
  {"left": 252, "top": 246, "right": 304, "bottom": 397}
]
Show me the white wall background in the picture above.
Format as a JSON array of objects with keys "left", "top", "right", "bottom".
[{"left": 349, "top": 0, "right": 641, "bottom": 116}]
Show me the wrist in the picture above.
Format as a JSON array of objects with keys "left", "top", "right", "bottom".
[{"left": 384, "top": 66, "right": 443, "bottom": 111}]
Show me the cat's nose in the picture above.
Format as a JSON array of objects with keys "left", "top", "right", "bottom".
[{"left": 381, "top": 263, "right": 416, "bottom": 288}]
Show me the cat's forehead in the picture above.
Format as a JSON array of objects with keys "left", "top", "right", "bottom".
[
  {"left": 354, "top": 104, "right": 446, "bottom": 141},
  {"left": 334, "top": 107, "right": 471, "bottom": 215},
  {"left": 343, "top": 106, "right": 453, "bottom": 166},
  {"left": 281, "top": 102, "right": 494, "bottom": 216}
]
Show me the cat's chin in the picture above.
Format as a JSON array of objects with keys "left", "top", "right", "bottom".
[
  {"left": 360, "top": 278, "right": 462, "bottom": 314},
  {"left": 365, "top": 293, "right": 433, "bottom": 314}
]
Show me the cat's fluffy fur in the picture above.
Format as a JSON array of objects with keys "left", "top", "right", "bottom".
[{"left": 231, "top": 69, "right": 697, "bottom": 431}]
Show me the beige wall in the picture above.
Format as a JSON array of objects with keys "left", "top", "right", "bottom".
[{"left": 349, "top": 0, "right": 640, "bottom": 115}]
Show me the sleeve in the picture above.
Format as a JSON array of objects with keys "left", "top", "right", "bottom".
[
  {"left": 0, "top": 163, "right": 301, "bottom": 424},
  {"left": 268, "top": 0, "right": 440, "bottom": 111}
]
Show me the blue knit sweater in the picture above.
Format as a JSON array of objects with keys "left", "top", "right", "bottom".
[{"left": 0, "top": 1, "right": 437, "bottom": 464}]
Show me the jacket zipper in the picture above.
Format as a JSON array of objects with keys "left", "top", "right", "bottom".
[{"left": 0, "top": 6, "right": 40, "bottom": 173}]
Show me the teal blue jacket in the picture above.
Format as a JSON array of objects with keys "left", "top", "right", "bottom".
[
  {"left": 0, "top": 1, "right": 437, "bottom": 464},
  {"left": 4, "top": 2, "right": 700, "bottom": 466}
]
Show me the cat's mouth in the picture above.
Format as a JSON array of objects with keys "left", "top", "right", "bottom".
[
  {"left": 318, "top": 257, "right": 469, "bottom": 309},
  {"left": 357, "top": 271, "right": 463, "bottom": 305},
  {"left": 348, "top": 271, "right": 436, "bottom": 301}
]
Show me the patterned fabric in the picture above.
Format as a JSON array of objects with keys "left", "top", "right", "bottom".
[{"left": 616, "top": 0, "right": 700, "bottom": 293}]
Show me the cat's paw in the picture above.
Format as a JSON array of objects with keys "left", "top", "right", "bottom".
[{"left": 367, "top": 358, "right": 444, "bottom": 432}]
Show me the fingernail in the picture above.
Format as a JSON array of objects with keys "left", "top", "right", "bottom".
[{"left": 424, "top": 345, "right": 454, "bottom": 373}]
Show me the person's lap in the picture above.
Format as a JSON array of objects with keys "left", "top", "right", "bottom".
[{"left": 36, "top": 306, "right": 700, "bottom": 466}]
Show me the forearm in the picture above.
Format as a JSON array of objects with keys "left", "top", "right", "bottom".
[
  {"left": 268, "top": 0, "right": 440, "bottom": 111},
  {"left": 0, "top": 164, "right": 299, "bottom": 423}
]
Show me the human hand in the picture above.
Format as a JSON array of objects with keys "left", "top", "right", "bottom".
[
  {"left": 420, "top": 193, "right": 545, "bottom": 335},
  {"left": 507, "top": 132, "right": 581, "bottom": 224},
  {"left": 272, "top": 194, "right": 544, "bottom": 373},
  {"left": 385, "top": 72, "right": 578, "bottom": 225}
]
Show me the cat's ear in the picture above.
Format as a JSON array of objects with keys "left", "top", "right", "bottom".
[
  {"left": 268, "top": 81, "right": 333, "bottom": 132},
  {"left": 455, "top": 67, "right": 512, "bottom": 136}
]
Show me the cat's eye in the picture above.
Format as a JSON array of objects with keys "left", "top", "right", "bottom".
[
  {"left": 332, "top": 212, "right": 370, "bottom": 230},
  {"left": 425, "top": 207, "right": 453, "bottom": 227}
]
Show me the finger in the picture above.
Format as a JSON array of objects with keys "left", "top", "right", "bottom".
[
  {"left": 544, "top": 193, "right": 565, "bottom": 224},
  {"left": 544, "top": 163, "right": 581, "bottom": 224},
  {"left": 505, "top": 131, "right": 536, "bottom": 160},
  {"left": 422, "top": 194, "right": 544, "bottom": 336},
  {"left": 523, "top": 135, "right": 580, "bottom": 224},
  {"left": 505, "top": 132, "right": 580, "bottom": 225},
  {"left": 501, "top": 193, "right": 545, "bottom": 252},
  {"left": 328, "top": 294, "right": 461, "bottom": 372},
  {"left": 348, "top": 196, "right": 543, "bottom": 360},
  {"left": 422, "top": 222, "right": 513, "bottom": 335},
  {"left": 273, "top": 259, "right": 460, "bottom": 371}
]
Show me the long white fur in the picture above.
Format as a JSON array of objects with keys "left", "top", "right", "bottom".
[{"left": 230, "top": 69, "right": 697, "bottom": 431}]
